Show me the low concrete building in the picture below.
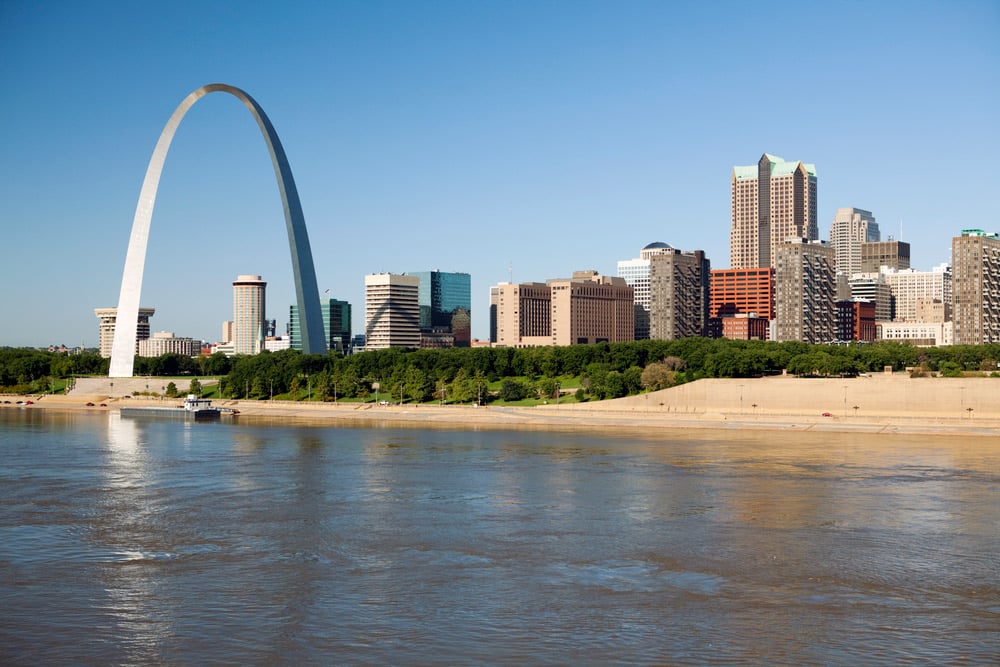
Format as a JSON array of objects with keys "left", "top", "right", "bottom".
[
  {"left": 878, "top": 321, "right": 954, "bottom": 347},
  {"left": 137, "top": 331, "right": 197, "bottom": 357},
  {"left": 493, "top": 271, "right": 633, "bottom": 347}
]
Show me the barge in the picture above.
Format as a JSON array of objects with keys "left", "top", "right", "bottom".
[{"left": 120, "top": 395, "right": 238, "bottom": 421}]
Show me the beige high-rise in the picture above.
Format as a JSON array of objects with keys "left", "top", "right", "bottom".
[
  {"left": 880, "top": 264, "right": 951, "bottom": 322},
  {"left": 731, "top": 153, "right": 817, "bottom": 269},
  {"left": 95, "top": 307, "right": 155, "bottom": 358},
  {"left": 829, "top": 207, "right": 879, "bottom": 276},
  {"left": 952, "top": 230, "right": 1000, "bottom": 344},
  {"left": 364, "top": 273, "right": 420, "bottom": 350},
  {"left": 232, "top": 275, "right": 266, "bottom": 355}
]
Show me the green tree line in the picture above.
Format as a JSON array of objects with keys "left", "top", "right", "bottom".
[{"left": 4, "top": 339, "right": 999, "bottom": 400}]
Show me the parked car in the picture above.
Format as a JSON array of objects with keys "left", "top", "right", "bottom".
[{"left": 85, "top": 402, "right": 95, "bottom": 407}]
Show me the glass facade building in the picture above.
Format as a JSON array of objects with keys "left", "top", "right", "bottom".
[
  {"left": 410, "top": 271, "right": 472, "bottom": 346},
  {"left": 290, "top": 298, "right": 352, "bottom": 353}
]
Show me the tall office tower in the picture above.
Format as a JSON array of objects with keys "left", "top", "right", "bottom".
[
  {"left": 617, "top": 242, "right": 675, "bottom": 339},
  {"left": 731, "top": 153, "right": 818, "bottom": 269},
  {"left": 829, "top": 207, "right": 879, "bottom": 276},
  {"left": 648, "top": 249, "right": 711, "bottom": 340},
  {"left": 880, "top": 264, "right": 952, "bottom": 322},
  {"left": 95, "top": 307, "right": 155, "bottom": 358},
  {"left": 952, "top": 230, "right": 1000, "bottom": 344},
  {"left": 860, "top": 240, "right": 910, "bottom": 273},
  {"left": 847, "top": 276, "right": 893, "bottom": 321},
  {"left": 493, "top": 272, "right": 633, "bottom": 347},
  {"left": 221, "top": 321, "right": 233, "bottom": 343},
  {"left": 774, "top": 239, "right": 836, "bottom": 344},
  {"left": 232, "top": 275, "right": 267, "bottom": 355},
  {"left": 410, "top": 271, "right": 472, "bottom": 347},
  {"left": 364, "top": 273, "right": 420, "bottom": 350},
  {"left": 290, "top": 298, "right": 352, "bottom": 353}
]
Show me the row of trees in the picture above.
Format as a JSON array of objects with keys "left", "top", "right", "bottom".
[
  {"left": 4, "top": 338, "right": 999, "bottom": 399},
  {"left": 0, "top": 349, "right": 107, "bottom": 392},
  {"left": 212, "top": 339, "right": 1000, "bottom": 402}
]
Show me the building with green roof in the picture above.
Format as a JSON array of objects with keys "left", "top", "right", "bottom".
[{"left": 731, "top": 153, "right": 818, "bottom": 269}]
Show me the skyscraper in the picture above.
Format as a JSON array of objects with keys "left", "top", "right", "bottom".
[
  {"left": 648, "top": 248, "right": 711, "bottom": 340},
  {"left": 364, "top": 273, "right": 420, "bottom": 350},
  {"left": 617, "top": 242, "right": 675, "bottom": 339},
  {"left": 829, "top": 207, "right": 879, "bottom": 276},
  {"left": 774, "top": 239, "right": 836, "bottom": 344},
  {"left": 232, "top": 275, "right": 266, "bottom": 355},
  {"left": 952, "top": 229, "right": 1000, "bottom": 344},
  {"left": 731, "top": 153, "right": 818, "bottom": 269},
  {"left": 410, "top": 271, "right": 472, "bottom": 347},
  {"left": 95, "top": 307, "right": 155, "bottom": 358}
]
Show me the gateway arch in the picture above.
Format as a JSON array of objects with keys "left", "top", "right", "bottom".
[{"left": 109, "top": 83, "right": 327, "bottom": 378}]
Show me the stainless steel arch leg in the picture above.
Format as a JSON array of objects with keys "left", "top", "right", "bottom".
[{"left": 109, "top": 84, "right": 327, "bottom": 377}]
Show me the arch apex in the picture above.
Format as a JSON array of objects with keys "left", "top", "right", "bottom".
[{"left": 108, "top": 84, "right": 327, "bottom": 378}]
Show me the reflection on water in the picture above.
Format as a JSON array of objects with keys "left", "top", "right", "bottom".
[{"left": 1, "top": 409, "right": 998, "bottom": 665}]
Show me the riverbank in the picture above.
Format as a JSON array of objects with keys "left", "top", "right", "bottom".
[{"left": 5, "top": 373, "right": 999, "bottom": 437}]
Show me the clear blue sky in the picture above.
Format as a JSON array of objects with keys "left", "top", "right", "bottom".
[{"left": 2, "top": 1, "right": 997, "bottom": 348}]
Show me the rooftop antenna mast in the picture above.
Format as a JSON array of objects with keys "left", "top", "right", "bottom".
[{"left": 508, "top": 261, "right": 513, "bottom": 283}]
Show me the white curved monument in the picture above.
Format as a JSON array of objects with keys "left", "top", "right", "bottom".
[{"left": 109, "top": 84, "right": 327, "bottom": 377}]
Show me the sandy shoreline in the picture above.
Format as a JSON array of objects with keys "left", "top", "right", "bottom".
[{"left": 5, "top": 374, "right": 1000, "bottom": 438}]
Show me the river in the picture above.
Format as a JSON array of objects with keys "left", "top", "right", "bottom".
[{"left": 1, "top": 408, "right": 998, "bottom": 665}]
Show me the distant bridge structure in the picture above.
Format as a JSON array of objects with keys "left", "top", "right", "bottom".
[{"left": 109, "top": 83, "right": 327, "bottom": 378}]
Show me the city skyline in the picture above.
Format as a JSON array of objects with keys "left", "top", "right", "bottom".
[{"left": 2, "top": 2, "right": 997, "bottom": 347}]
